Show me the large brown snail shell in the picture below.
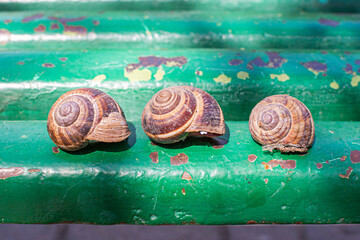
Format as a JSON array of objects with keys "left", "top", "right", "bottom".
[
  {"left": 249, "top": 94, "right": 315, "bottom": 153},
  {"left": 142, "top": 86, "right": 225, "bottom": 144},
  {"left": 47, "top": 88, "right": 131, "bottom": 151}
]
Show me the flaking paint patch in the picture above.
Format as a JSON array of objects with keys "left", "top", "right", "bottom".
[
  {"left": 150, "top": 152, "right": 159, "bottom": 163},
  {"left": 0, "top": 29, "right": 11, "bottom": 45},
  {"left": 228, "top": 59, "right": 243, "bottom": 66},
  {"left": 316, "top": 163, "right": 323, "bottom": 169},
  {"left": 17, "top": 61, "right": 25, "bottom": 65},
  {"left": 34, "top": 24, "right": 46, "bottom": 32},
  {"left": 0, "top": 167, "right": 24, "bottom": 179},
  {"left": 154, "top": 68, "right": 165, "bottom": 81},
  {"left": 213, "top": 74, "right": 231, "bottom": 84},
  {"left": 300, "top": 61, "right": 327, "bottom": 76},
  {"left": 341, "top": 156, "right": 347, "bottom": 161},
  {"left": 318, "top": 18, "right": 339, "bottom": 27},
  {"left": 248, "top": 154, "right": 257, "bottom": 162},
  {"left": 93, "top": 20, "right": 100, "bottom": 26},
  {"left": 59, "top": 57, "right": 68, "bottom": 62},
  {"left": 330, "top": 81, "right": 339, "bottom": 89},
  {"left": 339, "top": 167, "right": 353, "bottom": 179},
  {"left": 351, "top": 75, "right": 360, "bottom": 87},
  {"left": 48, "top": 16, "right": 87, "bottom": 36},
  {"left": 28, "top": 169, "right": 41, "bottom": 173},
  {"left": 91, "top": 74, "right": 106, "bottom": 83},
  {"left": 50, "top": 23, "right": 60, "bottom": 30},
  {"left": 52, "top": 146, "right": 60, "bottom": 153},
  {"left": 182, "top": 188, "right": 186, "bottom": 195},
  {"left": 195, "top": 70, "right": 203, "bottom": 76},
  {"left": 22, "top": 14, "right": 44, "bottom": 23},
  {"left": 350, "top": 150, "right": 360, "bottom": 163},
  {"left": 42, "top": 63, "right": 55, "bottom": 68},
  {"left": 262, "top": 159, "right": 296, "bottom": 170},
  {"left": 237, "top": 71, "right": 249, "bottom": 80},
  {"left": 182, "top": 171, "right": 192, "bottom": 180},
  {"left": 124, "top": 68, "right": 152, "bottom": 82},
  {"left": 264, "top": 178, "right": 268, "bottom": 184},
  {"left": 270, "top": 73, "right": 290, "bottom": 82},
  {"left": 171, "top": 153, "right": 189, "bottom": 166},
  {"left": 4, "top": 19, "right": 12, "bottom": 24},
  {"left": 247, "top": 52, "right": 287, "bottom": 70}
]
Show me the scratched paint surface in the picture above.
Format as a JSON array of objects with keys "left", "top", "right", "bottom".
[
  {"left": 0, "top": 120, "right": 359, "bottom": 224},
  {"left": 0, "top": 49, "right": 360, "bottom": 121},
  {"left": 1, "top": 12, "right": 360, "bottom": 50}
]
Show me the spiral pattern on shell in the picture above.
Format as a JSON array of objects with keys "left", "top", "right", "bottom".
[
  {"left": 249, "top": 94, "right": 315, "bottom": 153},
  {"left": 142, "top": 86, "right": 225, "bottom": 144},
  {"left": 47, "top": 88, "right": 131, "bottom": 151}
]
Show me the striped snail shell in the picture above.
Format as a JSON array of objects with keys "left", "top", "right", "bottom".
[
  {"left": 47, "top": 88, "right": 131, "bottom": 151},
  {"left": 249, "top": 94, "right": 315, "bottom": 153},
  {"left": 142, "top": 86, "right": 225, "bottom": 144}
]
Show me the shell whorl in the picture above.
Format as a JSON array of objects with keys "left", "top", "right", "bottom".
[
  {"left": 142, "top": 86, "right": 225, "bottom": 144},
  {"left": 47, "top": 88, "right": 130, "bottom": 151},
  {"left": 249, "top": 95, "right": 315, "bottom": 153}
]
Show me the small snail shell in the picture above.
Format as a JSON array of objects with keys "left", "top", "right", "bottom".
[
  {"left": 142, "top": 86, "right": 225, "bottom": 144},
  {"left": 249, "top": 94, "right": 315, "bottom": 153},
  {"left": 47, "top": 88, "right": 131, "bottom": 151}
]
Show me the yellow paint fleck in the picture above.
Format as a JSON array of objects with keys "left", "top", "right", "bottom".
[
  {"left": 237, "top": 71, "right": 249, "bottom": 80},
  {"left": 124, "top": 68, "right": 152, "bottom": 82},
  {"left": 154, "top": 68, "right": 165, "bottom": 81},
  {"left": 195, "top": 70, "right": 203, "bottom": 76},
  {"left": 330, "top": 81, "right": 339, "bottom": 89},
  {"left": 91, "top": 74, "right": 106, "bottom": 83},
  {"left": 351, "top": 75, "right": 360, "bottom": 87},
  {"left": 270, "top": 74, "right": 290, "bottom": 82},
  {"left": 216, "top": 22, "right": 222, "bottom": 27},
  {"left": 213, "top": 74, "right": 231, "bottom": 84}
]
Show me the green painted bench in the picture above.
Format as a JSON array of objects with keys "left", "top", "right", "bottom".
[{"left": 0, "top": 0, "right": 359, "bottom": 224}]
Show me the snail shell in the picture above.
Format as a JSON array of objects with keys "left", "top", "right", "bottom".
[
  {"left": 249, "top": 94, "right": 315, "bottom": 153},
  {"left": 47, "top": 88, "right": 131, "bottom": 151},
  {"left": 142, "top": 86, "right": 225, "bottom": 144}
]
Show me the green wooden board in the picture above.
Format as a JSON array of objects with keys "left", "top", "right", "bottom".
[{"left": 0, "top": 121, "right": 359, "bottom": 224}]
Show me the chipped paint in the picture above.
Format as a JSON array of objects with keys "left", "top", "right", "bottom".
[
  {"left": 343, "top": 63, "right": 354, "bottom": 74},
  {"left": 237, "top": 71, "right": 249, "bottom": 80},
  {"left": 213, "top": 74, "right": 231, "bottom": 84},
  {"left": 341, "top": 156, "right": 347, "bottom": 162},
  {"left": 93, "top": 20, "right": 100, "bottom": 26},
  {"left": 17, "top": 61, "right": 25, "bottom": 65},
  {"left": 149, "top": 152, "right": 159, "bottom": 163},
  {"left": 50, "top": 23, "right": 60, "bottom": 30},
  {"left": 351, "top": 75, "right": 360, "bottom": 87},
  {"left": 248, "top": 154, "right": 257, "bottom": 162},
  {"left": 52, "top": 146, "right": 60, "bottom": 153},
  {"left": 262, "top": 160, "right": 296, "bottom": 170},
  {"left": 42, "top": 63, "right": 55, "bottom": 68},
  {"left": 316, "top": 163, "right": 323, "bottom": 169},
  {"left": 28, "top": 169, "right": 41, "bottom": 173},
  {"left": 195, "top": 70, "right": 203, "bottom": 76},
  {"left": 300, "top": 61, "right": 327, "bottom": 76},
  {"left": 330, "top": 81, "right": 339, "bottom": 89},
  {"left": 0, "top": 29, "right": 10, "bottom": 45},
  {"left": 22, "top": 14, "right": 44, "bottom": 23},
  {"left": 264, "top": 178, "right": 268, "bottom": 184},
  {"left": 59, "top": 57, "right": 68, "bottom": 62},
  {"left": 171, "top": 153, "right": 188, "bottom": 166},
  {"left": 350, "top": 150, "right": 360, "bottom": 163},
  {"left": 0, "top": 167, "right": 24, "bottom": 180},
  {"left": 124, "top": 68, "right": 152, "bottom": 82},
  {"left": 270, "top": 73, "right": 290, "bottom": 82},
  {"left": 34, "top": 24, "right": 46, "bottom": 33},
  {"left": 339, "top": 167, "right": 353, "bottom": 179},
  {"left": 4, "top": 19, "right": 12, "bottom": 24},
  {"left": 181, "top": 188, "right": 186, "bottom": 195},
  {"left": 181, "top": 171, "right": 192, "bottom": 180},
  {"left": 228, "top": 59, "right": 243, "bottom": 66},
  {"left": 247, "top": 52, "right": 287, "bottom": 70},
  {"left": 154, "top": 68, "right": 165, "bottom": 81},
  {"left": 318, "top": 18, "right": 339, "bottom": 27},
  {"left": 91, "top": 74, "right": 106, "bottom": 83},
  {"left": 48, "top": 16, "right": 87, "bottom": 36}
]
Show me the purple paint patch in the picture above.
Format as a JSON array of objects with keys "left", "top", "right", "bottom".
[
  {"left": 22, "top": 14, "right": 44, "bottom": 23},
  {"left": 48, "top": 16, "right": 86, "bottom": 24},
  {"left": 50, "top": 23, "right": 60, "bottom": 30},
  {"left": 126, "top": 56, "right": 187, "bottom": 73},
  {"left": 300, "top": 61, "right": 327, "bottom": 75},
  {"left": 350, "top": 150, "right": 360, "bottom": 163},
  {"left": 42, "top": 63, "right": 55, "bottom": 68},
  {"left": 228, "top": 59, "right": 243, "bottom": 66},
  {"left": 355, "top": 60, "right": 360, "bottom": 65},
  {"left": 93, "top": 20, "right": 100, "bottom": 26},
  {"left": 247, "top": 52, "right": 287, "bottom": 70},
  {"left": 318, "top": 18, "right": 339, "bottom": 27},
  {"left": 59, "top": 57, "right": 68, "bottom": 62},
  {"left": 343, "top": 63, "right": 354, "bottom": 75},
  {"left": 34, "top": 24, "right": 46, "bottom": 33}
]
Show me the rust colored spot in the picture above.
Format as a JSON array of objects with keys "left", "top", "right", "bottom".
[
  {"left": 247, "top": 220, "right": 257, "bottom": 224},
  {"left": 171, "top": 153, "right": 188, "bottom": 166},
  {"left": 228, "top": 59, "right": 243, "bottom": 66},
  {"left": 50, "top": 23, "right": 60, "bottom": 30},
  {"left": 28, "top": 169, "right": 41, "bottom": 173},
  {"left": 52, "top": 146, "right": 60, "bottom": 153},
  {"left": 247, "top": 52, "right": 287, "bottom": 70},
  {"left": 182, "top": 188, "right": 185, "bottom": 195},
  {"left": 248, "top": 154, "right": 257, "bottom": 162},
  {"left": 34, "top": 24, "right": 46, "bottom": 33},
  {"left": 59, "top": 57, "right": 68, "bottom": 62},
  {"left": 42, "top": 63, "right": 55, "bottom": 68},
  {"left": 339, "top": 167, "right": 353, "bottom": 179},
  {"left": 93, "top": 20, "right": 100, "bottom": 26},
  {"left": 318, "top": 18, "right": 339, "bottom": 27},
  {"left": 262, "top": 159, "right": 296, "bottom": 170},
  {"left": 149, "top": 152, "right": 159, "bottom": 163},
  {"left": 17, "top": 61, "right": 25, "bottom": 65},
  {"left": 316, "top": 163, "right": 323, "bottom": 169},
  {"left": 0, "top": 167, "right": 24, "bottom": 179},
  {"left": 181, "top": 171, "right": 192, "bottom": 180},
  {"left": 264, "top": 178, "right": 268, "bottom": 184},
  {"left": 4, "top": 19, "right": 12, "bottom": 24},
  {"left": 300, "top": 61, "right": 327, "bottom": 76},
  {"left": 22, "top": 14, "right": 44, "bottom": 23},
  {"left": 125, "top": 56, "right": 187, "bottom": 73},
  {"left": 341, "top": 156, "right": 347, "bottom": 162},
  {"left": 326, "top": 160, "right": 330, "bottom": 164},
  {"left": 0, "top": 29, "right": 11, "bottom": 45},
  {"left": 350, "top": 150, "right": 360, "bottom": 163}
]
